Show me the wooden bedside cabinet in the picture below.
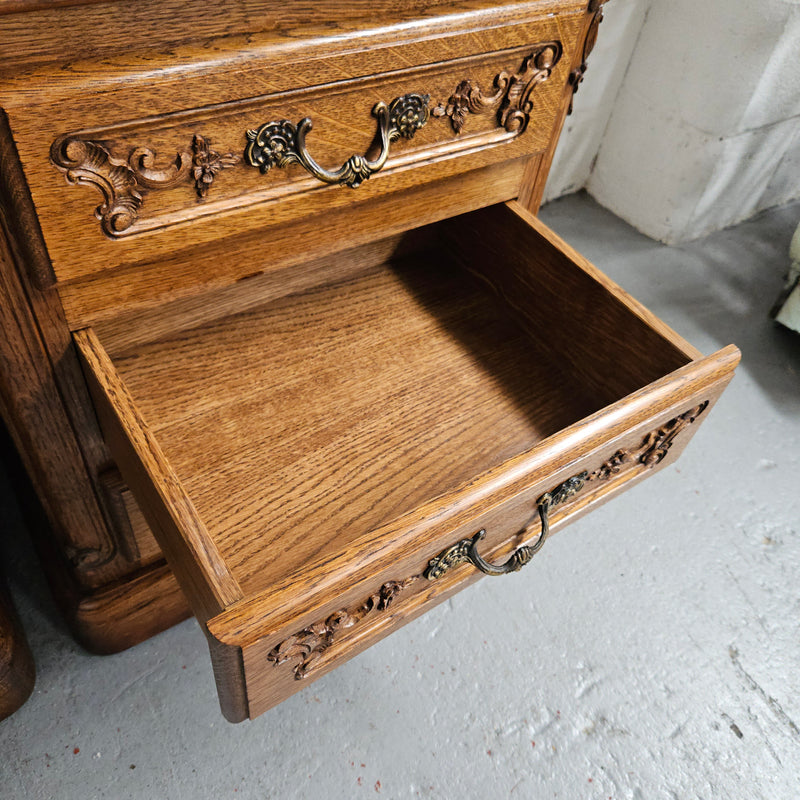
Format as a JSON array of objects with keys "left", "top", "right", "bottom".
[{"left": 0, "top": 0, "right": 739, "bottom": 721}]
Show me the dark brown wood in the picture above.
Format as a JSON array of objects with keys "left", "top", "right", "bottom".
[
  {"left": 0, "top": 113, "right": 167, "bottom": 595},
  {"left": 0, "top": 196, "right": 113, "bottom": 579},
  {"left": 0, "top": 111, "right": 55, "bottom": 289},
  {"left": 71, "top": 565, "right": 190, "bottom": 654},
  {"left": 0, "top": 576, "right": 35, "bottom": 721}
]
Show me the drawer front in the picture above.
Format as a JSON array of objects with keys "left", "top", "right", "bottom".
[
  {"left": 74, "top": 202, "right": 739, "bottom": 722},
  {"left": 6, "top": 9, "right": 585, "bottom": 288},
  {"left": 231, "top": 398, "right": 720, "bottom": 718}
]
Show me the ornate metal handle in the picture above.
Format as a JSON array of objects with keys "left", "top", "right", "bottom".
[
  {"left": 244, "top": 93, "right": 430, "bottom": 188},
  {"left": 424, "top": 472, "right": 589, "bottom": 580}
]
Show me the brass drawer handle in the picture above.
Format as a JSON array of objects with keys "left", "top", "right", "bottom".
[
  {"left": 244, "top": 92, "right": 430, "bottom": 188},
  {"left": 424, "top": 472, "right": 589, "bottom": 580}
]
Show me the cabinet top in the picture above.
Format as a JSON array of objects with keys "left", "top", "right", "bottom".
[{"left": 0, "top": 1, "right": 584, "bottom": 80}]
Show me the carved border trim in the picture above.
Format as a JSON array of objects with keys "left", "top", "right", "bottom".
[
  {"left": 49, "top": 41, "right": 563, "bottom": 238},
  {"left": 585, "top": 401, "right": 708, "bottom": 482},
  {"left": 266, "top": 578, "right": 417, "bottom": 680},
  {"left": 50, "top": 134, "right": 240, "bottom": 237},
  {"left": 432, "top": 42, "right": 562, "bottom": 134},
  {"left": 266, "top": 402, "right": 708, "bottom": 680}
]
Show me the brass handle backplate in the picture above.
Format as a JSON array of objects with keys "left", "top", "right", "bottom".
[
  {"left": 244, "top": 93, "right": 430, "bottom": 188},
  {"left": 424, "top": 472, "right": 589, "bottom": 580}
]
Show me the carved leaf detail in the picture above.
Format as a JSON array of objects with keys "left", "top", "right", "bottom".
[
  {"left": 267, "top": 578, "right": 417, "bottom": 680},
  {"left": 50, "top": 133, "right": 241, "bottom": 236},
  {"left": 433, "top": 43, "right": 562, "bottom": 135},
  {"left": 50, "top": 137, "right": 143, "bottom": 235},
  {"left": 191, "top": 133, "right": 241, "bottom": 198},
  {"left": 586, "top": 402, "right": 709, "bottom": 482}
]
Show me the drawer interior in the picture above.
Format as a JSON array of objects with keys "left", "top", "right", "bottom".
[
  {"left": 80, "top": 203, "right": 695, "bottom": 599},
  {"left": 74, "top": 201, "right": 738, "bottom": 719}
]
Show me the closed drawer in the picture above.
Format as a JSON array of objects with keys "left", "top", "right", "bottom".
[
  {"left": 74, "top": 201, "right": 739, "bottom": 721},
  {"left": 4, "top": 1, "right": 587, "bottom": 291}
]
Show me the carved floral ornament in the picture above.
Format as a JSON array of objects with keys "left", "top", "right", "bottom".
[
  {"left": 49, "top": 133, "right": 241, "bottom": 236},
  {"left": 49, "top": 42, "right": 563, "bottom": 236},
  {"left": 265, "top": 402, "right": 708, "bottom": 681}
]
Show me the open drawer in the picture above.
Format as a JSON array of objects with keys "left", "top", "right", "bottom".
[{"left": 74, "top": 201, "right": 739, "bottom": 721}]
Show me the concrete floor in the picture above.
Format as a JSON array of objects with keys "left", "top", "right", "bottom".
[{"left": 1, "top": 193, "right": 798, "bottom": 799}]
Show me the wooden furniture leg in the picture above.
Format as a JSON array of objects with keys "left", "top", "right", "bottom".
[{"left": 0, "top": 574, "right": 35, "bottom": 721}]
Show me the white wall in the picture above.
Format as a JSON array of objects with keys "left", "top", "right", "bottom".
[
  {"left": 545, "top": 0, "right": 800, "bottom": 245},
  {"left": 543, "top": 0, "right": 650, "bottom": 203}
]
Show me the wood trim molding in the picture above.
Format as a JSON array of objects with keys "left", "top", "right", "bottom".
[
  {"left": 261, "top": 401, "right": 708, "bottom": 681},
  {"left": 0, "top": 111, "right": 56, "bottom": 289},
  {"left": 47, "top": 41, "right": 563, "bottom": 239},
  {"left": 266, "top": 578, "right": 417, "bottom": 680}
]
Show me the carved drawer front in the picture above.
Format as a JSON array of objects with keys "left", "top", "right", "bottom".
[
  {"left": 74, "top": 201, "right": 739, "bottom": 721},
  {"left": 4, "top": 3, "right": 588, "bottom": 295}
]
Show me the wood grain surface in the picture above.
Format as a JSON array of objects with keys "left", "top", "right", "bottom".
[
  {"left": 3, "top": 6, "right": 584, "bottom": 285},
  {"left": 75, "top": 328, "right": 244, "bottom": 623},
  {"left": 75, "top": 200, "right": 739, "bottom": 716},
  {"left": 106, "top": 233, "right": 604, "bottom": 596},
  {"left": 0, "top": 576, "right": 35, "bottom": 721}
]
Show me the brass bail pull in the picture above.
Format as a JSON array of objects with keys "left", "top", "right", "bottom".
[
  {"left": 244, "top": 93, "right": 430, "bottom": 188},
  {"left": 424, "top": 472, "right": 588, "bottom": 580}
]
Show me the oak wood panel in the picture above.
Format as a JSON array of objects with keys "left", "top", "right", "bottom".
[
  {"left": 59, "top": 158, "right": 526, "bottom": 332},
  {"left": 44, "top": 42, "right": 564, "bottom": 242},
  {"left": 208, "top": 345, "right": 740, "bottom": 652},
  {"left": 111, "top": 247, "right": 601, "bottom": 595},
  {"left": 0, "top": 1, "right": 584, "bottom": 77},
  {"left": 238, "top": 376, "right": 736, "bottom": 716},
  {"left": 95, "top": 229, "right": 437, "bottom": 357},
  {"left": 74, "top": 328, "right": 244, "bottom": 623},
  {"left": 446, "top": 201, "right": 702, "bottom": 403},
  {"left": 96, "top": 466, "right": 161, "bottom": 566},
  {"left": 3, "top": 7, "right": 584, "bottom": 286},
  {"left": 0, "top": 111, "right": 163, "bottom": 587},
  {"left": 0, "top": 407, "right": 189, "bottom": 654},
  {"left": 0, "top": 204, "right": 115, "bottom": 581},
  {"left": 68, "top": 562, "right": 190, "bottom": 654}
]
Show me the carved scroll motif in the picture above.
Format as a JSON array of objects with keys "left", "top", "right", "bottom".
[
  {"left": 568, "top": 0, "right": 608, "bottom": 115},
  {"left": 432, "top": 42, "right": 562, "bottom": 135},
  {"left": 585, "top": 402, "right": 709, "bottom": 482},
  {"left": 50, "top": 138, "right": 144, "bottom": 236},
  {"left": 266, "top": 402, "right": 708, "bottom": 679},
  {"left": 50, "top": 133, "right": 240, "bottom": 236},
  {"left": 266, "top": 578, "right": 417, "bottom": 680}
]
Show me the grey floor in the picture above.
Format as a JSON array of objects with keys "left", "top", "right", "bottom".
[{"left": 1, "top": 193, "right": 799, "bottom": 799}]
